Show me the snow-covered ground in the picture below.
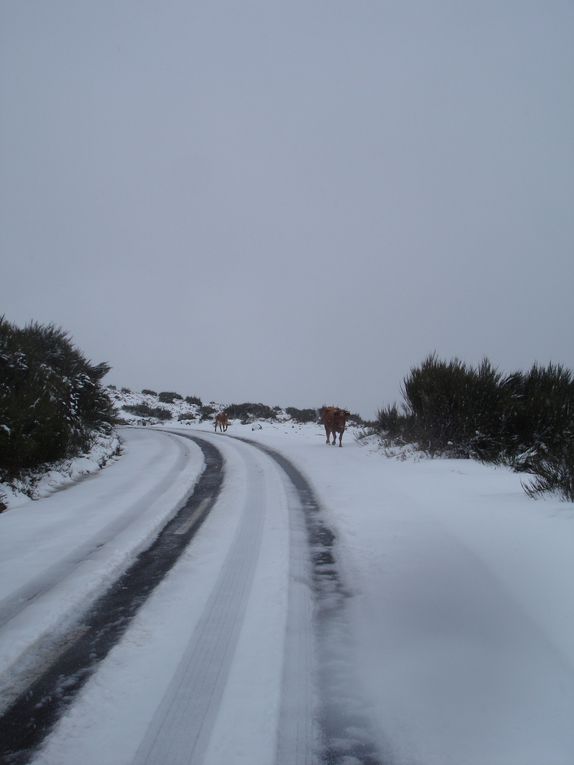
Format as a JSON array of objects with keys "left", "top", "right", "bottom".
[
  {"left": 219, "top": 420, "right": 574, "bottom": 764},
  {"left": 0, "top": 428, "right": 203, "bottom": 711},
  {"left": 0, "top": 429, "right": 121, "bottom": 510},
  {"left": 1, "top": 417, "right": 573, "bottom": 764}
]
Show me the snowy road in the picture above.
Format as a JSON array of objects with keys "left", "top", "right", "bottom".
[
  {"left": 0, "top": 429, "right": 331, "bottom": 764},
  {"left": 0, "top": 429, "right": 203, "bottom": 713},
  {"left": 1, "top": 424, "right": 574, "bottom": 765}
]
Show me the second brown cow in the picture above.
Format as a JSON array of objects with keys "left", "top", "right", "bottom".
[{"left": 322, "top": 406, "right": 350, "bottom": 447}]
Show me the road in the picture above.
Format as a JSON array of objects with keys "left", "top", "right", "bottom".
[
  {"left": 2, "top": 426, "right": 574, "bottom": 765},
  {"left": 0, "top": 428, "right": 379, "bottom": 765}
]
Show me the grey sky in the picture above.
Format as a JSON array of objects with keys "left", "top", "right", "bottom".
[{"left": 1, "top": 1, "right": 573, "bottom": 418}]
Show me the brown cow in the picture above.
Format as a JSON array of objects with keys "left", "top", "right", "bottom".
[
  {"left": 214, "top": 412, "right": 229, "bottom": 432},
  {"left": 322, "top": 406, "right": 350, "bottom": 447}
]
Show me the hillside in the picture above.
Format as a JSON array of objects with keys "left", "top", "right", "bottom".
[
  {"left": 109, "top": 387, "right": 365, "bottom": 429},
  {"left": 0, "top": 387, "right": 358, "bottom": 510}
]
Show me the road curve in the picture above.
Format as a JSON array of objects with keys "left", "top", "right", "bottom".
[
  {"left": 0, "top": 431, "right": 197, "bottom": 631},
  {"left": 0, "top": 435, "right": 223, "bottom": 765},
  {"left": 131, "top": 431, "right": 318, "bottom": 765},
  {"left": 1, "top": 429, "right": 384, "bottom": 765}
]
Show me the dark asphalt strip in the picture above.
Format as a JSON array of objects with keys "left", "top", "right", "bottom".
[
  {"left": 232, "top": 437, "right": 384, "bottom": 765},
  {"left": 0, "top": 436, "right": 223, "bottom": 765}
]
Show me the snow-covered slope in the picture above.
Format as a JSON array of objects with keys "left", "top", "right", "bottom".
[
  {"left": 109, "top": 388, "right": 204, "bottom": 426},
  {"left": 0, "top": 387, "right": 318, "bottom": 510}
]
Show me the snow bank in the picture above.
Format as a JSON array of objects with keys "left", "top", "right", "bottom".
[{"left": 0, "top": 430, "right": 121, "bottom": 511}]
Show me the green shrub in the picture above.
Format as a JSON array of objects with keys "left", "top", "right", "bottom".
[
  {"left": 178, "top": 412, "right": 196, "bottom": 422},
  {"left": 142, "top": 389, "right": 157, "bottom": 396},
  {"left": 158, "top": 391, "right": 182, "bottom": 403},
  {"left": 123, "top": 403, "right": 172, "bottom": 421},
  {"left": 200, "top": 405, "right": 217, "bottom": 421},
  {"left": 0, "top": 318, "right": 115, "bottom": 475},
  {"left": 376, "top": 404, "right": 418, "bottom": 443},
  {"left": 400, "top": 355, "right": 509, "bottom": 457},
  {"left": 504, "top": 364, "right": 574, "bottom": 499},
  {"left": 225, "top": 403, "right": 277, "bottom": 422},
  {"left": 502, "top": 364, "right": 574, "bottom": 466},
  {"left": 523, "top": 440, "right": 574, "bottom": 502},
  {"left": 121, "top": 387, "right": 131, "bottom": 394},
  {"left": 286, "top": 407, "right": 317, "bottom": 423},
  {"left": 376, "top": 354, "right": 574, "bottom": 499},
  {"left": 185, "top": 395, "right": 202, "bottom": 406}
]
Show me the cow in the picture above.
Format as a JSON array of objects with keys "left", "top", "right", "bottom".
[
  {"left": 214, "top": 412, "right": 229, "bottom": 432},
  {"left": 322, "top": 406, "right": 350, "bottom": 447}
]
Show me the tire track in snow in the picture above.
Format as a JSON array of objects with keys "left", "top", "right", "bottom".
[
  {"left": 0, "top": 431, "right": 194, "bottom": 630},
  {"left": 130, "top": 430, "right": 319, "bottom": 765},
  {"left": 131, "top": 437, "right": 268, "bottom": 765},
  {"left": 235, "top": 438, "right": 384, "bottom": 765},
  {"left": 0, "top": 436, "right": 223, "bottom": 765}
]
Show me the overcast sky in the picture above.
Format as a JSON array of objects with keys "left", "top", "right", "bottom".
[{"left": 1, "top": 1, "right": 573, "bottom": 418}]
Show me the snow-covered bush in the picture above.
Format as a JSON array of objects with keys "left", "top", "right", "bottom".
[
  {"left": 523, "top": 441, "right": 574, "bottom": 502},
  {"left": 158, "top": 391, "right": 183, "bottom": 403},
  {"left": 400, "top": 355, "right": 508, "bottom": 458},
  {"left": 0, "top": 318, "right": 115, "bottom": 475},
  {"left": 376, "top": 403, "right": 417, "bottom": 445},
  {"left": 122, "top": 403, "right": 172, "bottom": 421},
  {"left": 285, "top": 407, "right": 318, "bottom": 424},
  {"left": 501, "top": 364, "right": 574, "bottom": 468},
  {"left": 225, "top": 403, "right": 277, "bottom": 423},
  {"left": 376, "top": 354, "right": 574, "bottom": 499},
  {"left": 200, "top": 405, "right": 217, "bottom": 421},
  {"left": 507, "top": 364, "right": 574, "bottom": 501}
]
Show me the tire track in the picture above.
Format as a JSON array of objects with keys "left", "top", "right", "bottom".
[
  {"left": 234, "top": 437, "right": 384, "bottom": 765},
  {"left": 133, "top": 430, "right": 319, "bottom": 765},
  {"left": 0, "top": 432, "right": 194, "bottom": 630},
  {"left": 1, "top": 430, "right": 384, "bottom": 765},
  {"left": 0, "top": 436, "right": 223, "bottom": 765},
  {"left": 132, "top": 438, "right": 267, "bottom": 765}
]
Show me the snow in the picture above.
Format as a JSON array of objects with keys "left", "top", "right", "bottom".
[
  {"left": 0, "top": 429, "right": 121, "bottom": 510},
  {"left": 0, "top": 428, "right": 203, "bottom": 709},
  {"left": 28, "top": 429, "right": 306, "bottom": 765},
  {"left": 1, "top": 418, "right": 574, "bottom": 764},
  {"left": 194, "top": 421, "right": 574, "bottom": 764}
]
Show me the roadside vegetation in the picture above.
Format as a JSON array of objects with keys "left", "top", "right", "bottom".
[
  {"left": 158, "top": 391, "right": 183, "bottom": 404},
  {"left": 0, "top": 318, "right": 116, "bottom": 507},
  {"left": 285, "top": 407, "right": 318, "bottom": 424},
  {"left": 123, "top": 403, "right": 172, "bottom": 421},
  {"left": 224, "top": 403, "right": 277, "bottom": 423},
  {"left": 373, "top": 354, "right": 574, "bottom": 501},
  {"left": 4, "top": 317, "right": 569, "bottom": 505}
]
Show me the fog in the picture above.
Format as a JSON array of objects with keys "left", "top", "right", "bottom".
[{"left": 1, "top": 1, "right": 573, "bottom": 417}]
